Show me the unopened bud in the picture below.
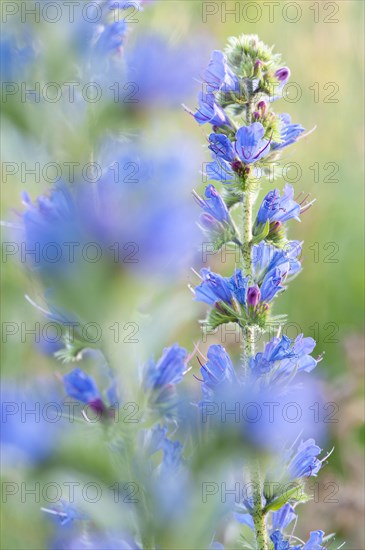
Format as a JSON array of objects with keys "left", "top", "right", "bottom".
[
  {"left": 257, "top": 100, "right": 266, "bottom": 115},
  {"left": 247, "top": 285, "right": 261, "bottom": 307},
  {"left": 201, "top": 213, "right": 220, "bottom": 231},
  {"left": 275, "top": 67, "right": 290, "bottom": 83}
]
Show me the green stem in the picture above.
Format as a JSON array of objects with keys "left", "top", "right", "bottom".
[
  {"left": 241, "top": 187, "right": 255, "bottom": 373},
  {"left": 251, "top": 462, "right": 270, "bottom": 550}
]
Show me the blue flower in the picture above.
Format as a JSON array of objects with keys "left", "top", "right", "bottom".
[
  {"left": 249, "top": 333, "right": 318, "bottom": 380},
  {"left": 259, "top": 267, "right": 285, "bottom": 302},
  {"left": 271, "top": 503, "right": 297, "bottom": 532},
  {"left": 194, "top": 269, "right": 234, "bottom": 307},
  {"left": 206, "top": 155, "right": 236, "bottom": 184},
  {"left": 94, "top": 21, "right": 127, "bottom": 56},
  {"left": 253, "top": 241, "right": 302, "bottom": 283},
  {"left": 1, "top": 379, "right": 64, "bottom": 464},
  {"left": 128, "top": 33, "right": 212, "bottom": 107},
  {"left": 194, "top": 184, "right": 230, "bottom": 224},
  {"left": 256, "top": 185, "right": 301, "bottom": 225},
  {"left": 208, "top": 133, "right": 236, "bottom": 162},
  {"left": 234, "top": 123, "right": 271, "bottom": 164},
  {"left": 63, "top": 369, "right": 105, "bottom": 414},
  {"left": 288, "top": 439, "right": 324, "bottom": 479},
  {"left": 143, "top": 345, "right": 187, "bottom": 411},
  {"left": 198, "top": 345, "right": 237, "bottom": 399},
  {"left": 302, "top": 531, "right": 325, "bottom": 550},
  {"left": 272, "top": 114, "right": 305, "bottom": 150},
  {"left": 52, "top": 531, "right": 141, "bottom": 550},
  {"left": 194, "top": 92, "right": 230, "bottom": 126},
  {"left": 203, "top": 50, "right": 239, "bottom": 94},
  {"left": 42, "top": 500, "right": 86, "bottom": 526},
  {"left": 271, "top": 530, "right": 299, "bottom": 550},
  {"left": 148, "top": 424, "right": 183, "bottom": 473},
  {"left": 144, "top": 344, "right": 187, "bottom": 390},
  {"left": 270, "top": 529, "right": 325, "bottom": 550}
]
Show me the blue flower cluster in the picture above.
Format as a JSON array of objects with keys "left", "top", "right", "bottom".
[{"left": 188, "top": 34, "right": 331, "bottom": 548}]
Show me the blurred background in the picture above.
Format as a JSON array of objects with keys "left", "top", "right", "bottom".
[{"left": 1, "top": 1, "right": 364, "bottom": 548}]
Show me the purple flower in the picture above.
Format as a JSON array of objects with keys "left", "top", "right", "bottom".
[{"left": 275, "top": 67, "right": 290, "bottom": 84}]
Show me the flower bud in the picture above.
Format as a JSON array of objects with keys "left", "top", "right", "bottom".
[
  {"left": 200, "top": 213, "right": 220, "bottom": 231},
  {"left": 257, "top": 100, "right": 266, "bottom": 115},
  {"left": 254, "top": 59, "right": 262, "bottom": 76},
  {"left": 253, "top": 111, "right": 260, "bottom": 120},
  {"left": 247, "top": 285, "right": 261, "bottom": 307},
  {"left": 275, "top": 67, "right": 290, "bottom": 83}
]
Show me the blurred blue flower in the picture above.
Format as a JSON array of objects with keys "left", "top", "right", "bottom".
[
  {"left": 143, "top": 344, "right": 187, "bottom": 411},
  {"left": 94, "top": 21, "right": 127, "bottom": 56},
  {"left": 63, "top": 368, "right": 105, "bottom": 413},
  {"left": 42, "top": 500, "right": 86, "bottom": 526},
  {"left": 1, "top": 379, "right": 64, "bottom": 465},
  {"left": 0, "top": 31, "right": 35, "bottom": 82},
  {"left": 15, "top": 141, "right": 202, "bottom": 280},
  {"left": 52, "top": 531, "right": 140, "bottom": 550},
  {"left": 249, "top": 333, "right": 318, "bottom": 381},
  {"left": 127, "top": 33, "right": 212, "bottom": 107},
  {"left": 198, "top": 345, "right": 237, "bottom": 400}
]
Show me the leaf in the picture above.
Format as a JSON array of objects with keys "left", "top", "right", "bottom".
[
  {"left": 263, "top": 483, "right": 306, "bottom": 513},
  {"left": 252, "top": 220, "right": 270, "bottom": 245}
]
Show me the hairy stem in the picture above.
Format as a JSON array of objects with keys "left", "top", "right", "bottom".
[
  {"left": 251, "top": 461, "right": 270, "bottom": 550},
  {"left": 241, "top": 187, "right": 255, "bottom": 373}
]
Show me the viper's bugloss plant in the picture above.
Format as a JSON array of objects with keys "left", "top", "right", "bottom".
[
  {"left": 185, "top": 34, "right": 338, "bottom": 550},
  {"left": 2, "top": 17, "right": 342, "bottom": 550}
]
